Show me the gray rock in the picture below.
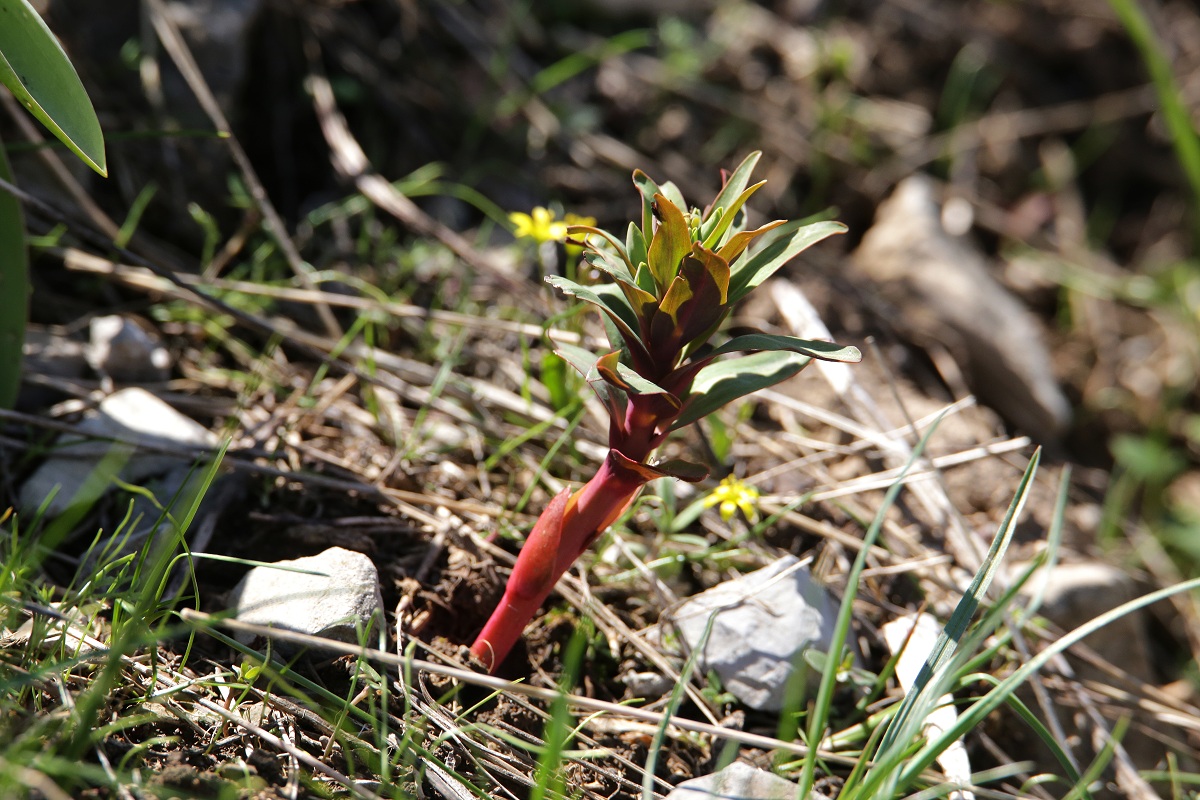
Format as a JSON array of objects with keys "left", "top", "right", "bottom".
[
  {"left": 227, "top": 547, "right": 385, "bottom": 652},
  {"left": 664, "top": 762, "right": 799, "bottom": 800},
  {"left": 19, "top": 387, "right": 218, "bottom": 518},
  {"left": 88, "top": 315, "right": 170, "bottom": 383},
  {"left": 852, "top": 175, "right": 1071, "bottom": 443},
  {"left": 664, "top": 557, "right": 846, "bottom": 711}
]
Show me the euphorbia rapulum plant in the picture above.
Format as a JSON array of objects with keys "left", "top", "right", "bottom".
[{"left": 471, "top": 152, "right": 861, "bottom": 672}]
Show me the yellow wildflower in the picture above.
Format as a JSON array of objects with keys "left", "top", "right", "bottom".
[
  {"left": 703, "top": 475, "right": 761, "bottom": 523},
  {"left": 509, "top": 206, "right": 568, "bottom": 244}
]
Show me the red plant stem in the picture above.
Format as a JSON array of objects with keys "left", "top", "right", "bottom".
[{"left": 470, "top": 450, "right": 649, "bottom": 673}]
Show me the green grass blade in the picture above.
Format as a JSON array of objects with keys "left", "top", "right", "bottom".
[
  {"left": 797, "top": 416, "right": 945, "bottom": 800},
  {"left": 1107, "top": 0, "right": 1200, "bottom": 238},
  {"left": 0, "top": 135, "right": 27, "bottom": 408},
  {"left": 0, "top": 0, "right": 106, "bottom": 176},
  {"left": 898, "top": 574, "right": 1200, "bottom": 788}
]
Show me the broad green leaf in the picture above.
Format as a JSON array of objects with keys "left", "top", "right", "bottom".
[
  {"left": 546, "top": 275, "right": 643, "bottom": 348},
  {"left": 727, "top": 220, "right": 847, "bottom": 303},
  {"left": 646, "top": 194, "right": 690, "bottom": 290},
  {"left": 671, "top": 350, "right": 811, "bottom": 430},
  {"left": 705, "top": 333, "right": 861, "bottom": 363},
  {"left": 703, "top": 150, "right": 761, "bottom": 223},
  {"left": 0, "top": 0, "right": 106, "bottom": 176},
  {"left": 657, "top": 180, "right": 687, "bottom": 213},
  {"left": 0, "top": 136, "right": 27, "bottom": 408}
]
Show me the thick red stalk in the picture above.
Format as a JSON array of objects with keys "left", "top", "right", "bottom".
[{"left": 470, "top": 451, "right": 649, "bottom": 673}]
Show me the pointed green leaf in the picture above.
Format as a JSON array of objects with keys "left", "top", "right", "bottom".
[
  {"left": 657, "top": 180, "right": 687, "bottom": 213},
  {"left": 0, "top": 0, "right": 106, "bottom": 176},
  {"left": 703, "top": 180, "right": 766, "bottom": 249},
  {"left": 671, "top": 350, "right": 812, "bottom": 430},
  {"left": 646, "top": 194, "right": 690, "bottom": 290},
  {"left": 633, "top": 261, "right": 657, "bottom": 295},
  {"left": 716, "top": 219, "right": 787, "bottom": 264},
  {"left": 703, "top": 151, "right": 762, "bottom": 222},
  {"left": 727, "top": 220, "right": 847, "bottom": 303},
  {"left": 0, "top": 136, "right": 28, "bottom": 408},
  {"left": 626, "top": 222, "right": 647, "bottom": 275},
  {"left": 705, "top": 333, "right": 861, "bottom": 363},
  {"left": 698, "top": 206, "right": 724, "bottom": 245},
  {"left": 546, "top": 275, "right": 642, "bottom": 347}
]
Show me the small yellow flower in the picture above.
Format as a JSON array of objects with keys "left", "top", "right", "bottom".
[
  {"left": 509, "top": 206, "right": 568, "bottom": 244},
  {"left": 703, "top": 475, "right": 761, "bottom": 523}
]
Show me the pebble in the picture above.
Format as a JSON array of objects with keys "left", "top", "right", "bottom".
[
  {"left": 664, "top": 556, "right": 849, "bottom": 711},
  {"left": 663, "top": 762, "right": 798, "bottom": 800},
  {"left": 226, "top": 547, "right": 385, "bottom": 653},
  {"left": 19, "top": 387, "right": 217, "bottom": 518}
]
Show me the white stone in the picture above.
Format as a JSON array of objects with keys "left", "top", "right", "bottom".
[
  {"left": 664, "top": 762, "right": 798, "bottom": 800},
  {"left": 665, "top": 556, "right": 846, "bottom": 711},
  {"left": 19, "top": 388, "right": 217, "bottom": 517},
  {"left": 227, "top": 547, "right": 385, "bottom": 651}
]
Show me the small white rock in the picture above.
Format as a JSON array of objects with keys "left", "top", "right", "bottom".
[
  {"left": 664, "top": 762, "right": 798, "bottom": 800},
  {"left": 19, "top": 388, "right": 217, "bottom": 517},
  {"left": 227, "top": 547, "right": 385, "bottom": 652},
  {"left": 665, "top": 556, "right": 849, "bottom": 711}
]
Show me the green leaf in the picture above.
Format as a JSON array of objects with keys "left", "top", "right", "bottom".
[
  {"left": 646, "top": 194, "right": 690, "bottom": 290},
  {"left": 554, "top": 343, "right": 614, "bottom": 407},
  {"left": 625, "top": 222, "right": 648, "bottom": 275},
  {"left": 546, "top": 275, "right": 644, "bottom": 350},
  {"left": 633, "top": 261, "right": 657, "bottom": 295},
  {"left": 671, "top": 350, "right": 812, "bottom": 430},
  {"left": 658, "top": 180, "right": 687, "bottom": 212},
  {"left": 703, "top": 151, "right": 762, "bottom": 223},
  {"left": 705, "top": 333, "right": 861, "bottom": 363},
  {"left": 716, "top": 219, "right": 787, "bottom": 264},
  {"left": 0, "top": 0, "right": 106, "bottom": 176},
  {"left": 727, "top": 220, "right": 847, "bottom": 303},
  {"left": 703, "top": 180, "right": 766, "bottom": 249},
  {"left": 571, "top": 225, "right": 634, "bottom": 280},
  {"left": 582, "top": 248, "right": 635, "bottom": 286},
  {"left": 0, "top": 136, "right": 27, "bottom": 408}
]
